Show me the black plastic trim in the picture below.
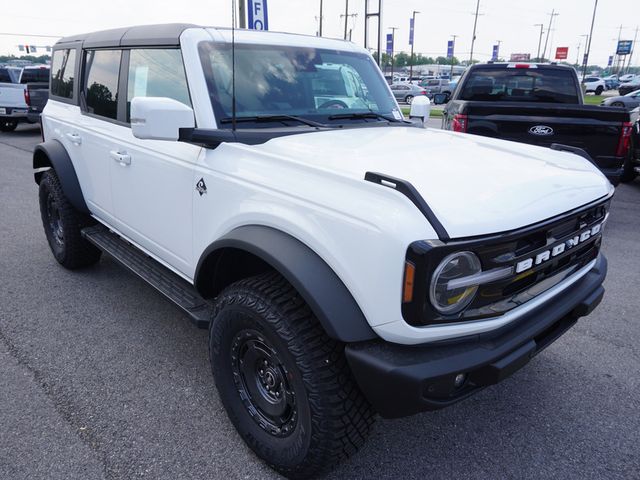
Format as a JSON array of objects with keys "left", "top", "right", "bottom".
[
  {"left": 32, "top": 139, "right": 89, "bottom": 213},
  {"left": 194, "top": 225, "right": 377, "bottom": 343},
  {"left": 345, "top": 254, "right": 607, "bottom": 418},
  {"left": 550, "top": 143, "right": 596, "bottom": 165},
  {"left": 364, "top": 171, "right": 450, "bottom": 241}
]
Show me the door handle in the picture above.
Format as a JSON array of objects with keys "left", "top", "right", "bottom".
[
  {"left": 110, "top": 150, "right": 131, "bottom": 166},
  {"left": 66, "top": 133, "right": 82, "bottom": 145}
]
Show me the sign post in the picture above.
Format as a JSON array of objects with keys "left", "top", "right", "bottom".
[{"left": 247, "top": 0, "right": 268, "bottom": 31}]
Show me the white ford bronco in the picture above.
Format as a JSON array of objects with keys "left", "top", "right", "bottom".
[{"left": 34, "top": 24, "right": 612, "bottom": 478}]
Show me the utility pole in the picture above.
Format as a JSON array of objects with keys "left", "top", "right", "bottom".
[
  {"left": 318, "top": 0, "right": 323, "bottom": 37},
  {"left": 450, "top": 34, "right": 459, "bottom": 79},
  {"left": 344, "top": 0, "right": 349, "bottom": 40},
  {"left": 409, "top": 10, "right": 419, "bottom": 80},
  {"left": 626, "top": 26, "right": 638, "bottom": 74},
  {"left": 534, "top": 23, "right": 544, "bottom": 61},
  {"left": 582, "top": 0, "right": 598, "bottom": 82},
  {"left": 389, "top": 27, "right": 398, "bottom": 79},
  {"left": 578, "top": 34, "right": 589, "bottom": 66},
  {"left": 364, "top": 0, "right": 383, "bottom": 66},
  {"left": 238, "top": 0, "right": 246, "bottom": 28},
  {"left": 469, "top": 0, "right": 481, "bottom": 64},
  {"left": 541, "top": 9, "right": 559, "bottom": 61},
  {"left": 614, "top": 24, "right": 623, "bottom": 74}
]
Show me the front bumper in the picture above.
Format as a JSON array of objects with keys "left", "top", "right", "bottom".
[{"left": 345, "top": 254, "right": 607, "bottom": 419}]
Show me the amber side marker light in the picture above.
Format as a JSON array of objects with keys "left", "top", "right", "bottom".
[{"left": 403, "top": 261, "right": 416, "bottom": 303}]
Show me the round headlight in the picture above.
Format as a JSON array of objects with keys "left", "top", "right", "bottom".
[{"left": 429, "top": 251, "right": 481, "bottom": 315}]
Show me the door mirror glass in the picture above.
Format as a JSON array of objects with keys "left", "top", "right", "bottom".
[
  {"left": 432, "top": 92, "right": 450, "bottom": 105},
  {"left": 130, "top": 97, "right": 195, "bottom": 141}
]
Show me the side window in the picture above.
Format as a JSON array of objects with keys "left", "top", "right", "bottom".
[
  {"left": 126, "top": 49, "right": 191, "bottom": 122},
  {"left": 0, "top": 68, "right": 11, "bottom": 83},
  {"left": 51, "top": 49, "right": 76, "bottom": 99},
  {"left": 84, "top": 49, "right": 122, "bottom": 120}
]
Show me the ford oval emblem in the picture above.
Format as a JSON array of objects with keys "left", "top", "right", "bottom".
[{"left": 529, "top": 125, "right": 554, "bottom": 136}]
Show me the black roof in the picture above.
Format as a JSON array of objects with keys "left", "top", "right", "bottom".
[{"left": 55, "top": 23, "right": 197, "bottom": 49}]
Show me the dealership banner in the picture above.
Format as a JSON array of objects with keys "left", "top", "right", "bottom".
[
  {"left": 248, "top": 0, "right": 268, "bottom": 30},
  {"left": 492, "top": 44, "right": 499, "bottom": 61},
  {"left": 616, "top": 40, "right": 632, "bottom": 55},
  {"left": 386, "top": 34, "right": 394, "bottom": 56},
  {"left": 409, "top": 18, "right": 415, "bottom": 46},
  {"left": 447, "top": 40, "right": 454, "bottom": 59}
]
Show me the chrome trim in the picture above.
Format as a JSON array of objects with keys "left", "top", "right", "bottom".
[{"left": 446, "top": 266, "right": 514, "bottom": 290}]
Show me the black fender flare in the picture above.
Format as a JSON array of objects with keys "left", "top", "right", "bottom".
[
  {"left": 195, "top": 225, "right": 377, "bottom": 343},
  {"left": 33, "top": 139, "right": 89, "bottom": 213}
]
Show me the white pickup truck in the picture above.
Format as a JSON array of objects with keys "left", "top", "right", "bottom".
[
  {"left": 34, "top": 24, "right": 612, "bottom": 478},
  {"left": 0, "top": 65, "right": 49, "bottom": 131}
]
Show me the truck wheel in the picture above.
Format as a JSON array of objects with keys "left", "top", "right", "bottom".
[
  {"left": 620, "top": 153, "right": 638, "bottom": 183},
  {"left": 209, "top": 272, "right": 375, "bottom": 479},
  {"left": 405, "top": 95, "right": 414, "bottom": 104},
  {"left": 595, "top": 86, "right": 604, "bottom": 95},
  {"left": 0, "top": 119, "right": 18, "bottom": 132},
  {"left": 38, "top": 170, "right": 102, "bottom": 269}
]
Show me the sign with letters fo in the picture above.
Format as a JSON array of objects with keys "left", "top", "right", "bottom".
[{"left": 248, "top": 0, "right": 269, "bottom": 31}]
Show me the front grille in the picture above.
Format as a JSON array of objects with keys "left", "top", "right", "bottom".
[{"left": 403, "top": 197, "right": 610, "bottom": 327}]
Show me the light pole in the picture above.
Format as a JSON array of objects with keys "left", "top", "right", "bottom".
[
  {"left": 409, "top": 11, "right": 420, "bottom": 80},
  {"left": 389, "top": 27, "right": 398, "bottom": 79},
  {"left": 534, "top": 24, "right": 544, "bottom": 61},
  {"left": 469, "top": 0, "right": 481, "bottom": 64},
  {"left": 318, "top": 0, "right": 323, "bottom": 37},
  {"left": 582, "top": 0, "right": 598, "bottom": 82},
  {"left": 450, "top": 34, "right": 459, "bottom": 79},
  {"left": 542, "top": 10, "right": 559, "bottom": 61},
  {"left": 577, "top": 34, "right": 588, "bottom": 66}
]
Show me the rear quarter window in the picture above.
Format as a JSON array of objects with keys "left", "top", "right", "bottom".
[
  {"left": 84, "top": 49, "right": 122, "bottom": 120},
  {"left": 51, "top": 49, "right": 77, "bottom": 99}
]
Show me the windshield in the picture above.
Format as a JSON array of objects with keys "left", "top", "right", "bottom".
[
  {"left": 20, "top": 67, "right": 50, "bottom": 84},
  {"left": 198, "top": 42, "right": 401, "bottom": 128},
  {"left": 459, "top": 68, "right": 580, "bottom": 104}
]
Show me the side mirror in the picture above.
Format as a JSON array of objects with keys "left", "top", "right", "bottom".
[
  {"left": 131, "top": 97, "right": 195, "bottom": 141},
  {"left": 432, "top": 93, "right": 450, "bottom": 105},
  {"left": 409, "top": 95, "right": 431, "bottom": 127}
]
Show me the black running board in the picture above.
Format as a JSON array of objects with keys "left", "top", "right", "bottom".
[{"left": 82, "top": 224, "right": 211, "bottom": 329}]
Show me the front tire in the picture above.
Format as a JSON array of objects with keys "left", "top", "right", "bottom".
[
  {"left": 595, "top": 86, "right": 604, "bottom": 95},
  {"left": 38, "top": 170, "right": 101, "bottom": 269},
  {"left": 405, "top": 95, "right": 414, "bottom": 104},
  {"left": 209, "top": 272, "right": 375, "bottom": 479}
]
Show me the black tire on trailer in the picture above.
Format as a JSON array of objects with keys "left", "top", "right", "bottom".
[
  {"left": 209, "top": 272, "right": 375, "bottom": 479},
  {"left": 38, "top": 170, "right": 102, "bottom": 269},
  {"left": 0, "top": 119, "right": 18, "bottom": 132}
]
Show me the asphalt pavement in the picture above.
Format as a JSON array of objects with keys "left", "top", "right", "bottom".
[{"left": 1, "top": 123, "right": 639, "bottom": 480}]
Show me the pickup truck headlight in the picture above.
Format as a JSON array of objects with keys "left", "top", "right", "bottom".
[{"left": 429, "top": 251, "right": 481, "bottom": 314}]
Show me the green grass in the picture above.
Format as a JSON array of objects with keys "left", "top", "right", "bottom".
[
  {"left": 401, "top": 106, "right": 443, "bottom": 118},
  {"left": 583, "top": 95, "right": 604, "bottom": 105}
]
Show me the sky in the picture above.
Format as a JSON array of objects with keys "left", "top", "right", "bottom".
[{"left": 1, "top": 0, "right": 638, "bottom": 67}]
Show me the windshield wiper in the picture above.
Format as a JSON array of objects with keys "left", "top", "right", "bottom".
[
  {"left": 327, "top": 111, "right": 406, "bottom": 123},
  {"left": 219, "top": 114, "right": 329, "bottom": 128}
]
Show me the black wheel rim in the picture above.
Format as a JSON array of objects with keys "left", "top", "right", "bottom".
[
  {"left": 231, "top": 329, "right": 297, "bottom": 437},
  {"left": 46, "top": 194, "right": 64, "bottom": 246}
]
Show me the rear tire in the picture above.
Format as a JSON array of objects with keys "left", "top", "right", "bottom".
[
  {"left": 0, "top": 119, "right": 18, "bottom": 132},
  {"left": 405, "top": 95, "right": 414, "bottom": 104},
  {"left": 595, "top": 86, "right": 604, "bottom": 95},
  {"left": 38, "top": 170, "right": 102, "bottom": 269},
  {"left": 209, "top": 272, "right": 375, "bottom": 479},
  {"left": 620, "top": 153, "right": 638, "bottom": 183}
]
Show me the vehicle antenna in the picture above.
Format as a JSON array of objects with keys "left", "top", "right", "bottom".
[{"left": 232, "top": 0, "right": 237, "bottom": 132}]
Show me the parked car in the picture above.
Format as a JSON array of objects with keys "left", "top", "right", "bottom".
[
  {"left": 36, "top": 25, "right": 612, "bottom": 478},
  {"left": 583, "top": 76, "right": 605, "bottom": 95},
  {"left": 604, "top": 78, "right": 620, "bottom": 90},
  {"left": 0, "top": 65, "right": 49, "bottom": 131},
  {"left": 389, "top": 83, "right": 427, "bottom": 104},
  {"left": 418, "top": 78, "right": 451, "bottom": 98},
  {"left": 619, "top": 73, "right": 638, "bottom": 83},
  {"left": 619, "top": 78, "right": 640, "bottom": 96},
  {"left": 437, "top": 62, "right": 632, "bottom": 183},
  {"left": 601, "top": 89, "right": 640, "bottom": 110}
]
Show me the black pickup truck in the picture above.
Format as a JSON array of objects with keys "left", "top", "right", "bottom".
[{"left": 438, "top": 63, "right": 633, "bottom": 184}]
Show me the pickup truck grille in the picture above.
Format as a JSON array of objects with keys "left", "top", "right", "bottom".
[{"left": 403, "top": 197, "right": 610, "bottom": 326}]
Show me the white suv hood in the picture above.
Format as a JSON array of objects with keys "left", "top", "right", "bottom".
[{"left": 255, "top": 126, "right": 613, "bottom": 239}]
